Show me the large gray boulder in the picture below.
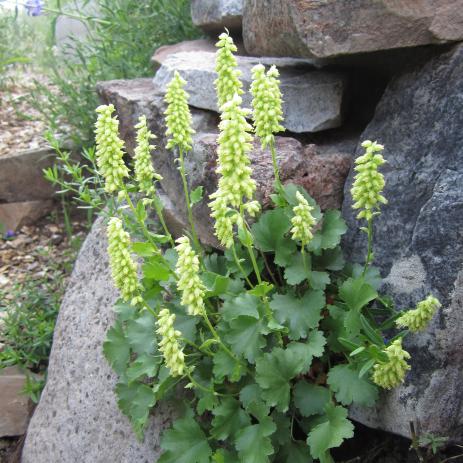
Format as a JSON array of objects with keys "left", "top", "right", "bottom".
[
  {"left": 342, "top": 44, "right": 463, "bottom": 442},
  {"left": 191, "top": 0, "right": 242, "bottom": 33},
  {"left": 153, "top": 51, "right": 346, "bottom": 133},
  {"left": 22, "top": 216, "right": 173, "bottom": 462},
  {"left": 243, "top": 0, "right": 463, "bottom": 59},
  {"left": 97, "top": 78, "right": 355, "bottom": 247}
]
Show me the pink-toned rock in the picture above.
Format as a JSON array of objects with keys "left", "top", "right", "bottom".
[
  {"left": 97, "top": 78, "right": 354, "bottom": 247},
  {"left": 151, "top": 39, "right": 217, "bottom": 71},
  {"left": 0, "top": 200, "right": 54, "bottom": 232},
  {"left": 194, "top": 134, "right": 352, "bottom": 211},
  {"left": 0, "top": 367, "right": 31, "bottom": 437},
  {"left": 151, "top": 39, "right": 248, "bottom": 72},
  {"left": 243, "top": 0, "right": 463, "bottom": 59}
]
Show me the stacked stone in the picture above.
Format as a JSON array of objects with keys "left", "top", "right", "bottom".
[{"left": 22, "top": 2, "right": 463, "bottom": 462}]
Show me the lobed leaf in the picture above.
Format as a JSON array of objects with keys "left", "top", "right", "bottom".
[
  {"left": 306, "top": 404, "right": 354, "bottom": 462},
  {"left": 159, "top": 416, "right": 212, "bottom": 463},
  {"left": 327, "top": 364, "right": 378, "bottom": 406},
  {"left": 270, "top": 291, "right": 324, "bottom": 340}
]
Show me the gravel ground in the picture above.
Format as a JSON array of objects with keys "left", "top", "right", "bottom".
[{"left": 0, "top": 68, "right": 49, "bottom": 157}]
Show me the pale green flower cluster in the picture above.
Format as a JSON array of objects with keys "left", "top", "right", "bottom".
[
  {"left": 175, "top": 236, "right": 206, "bottom": 316},
  {"left": 134, "top": 115, "right": 162, "bottom": 203},
  {"left": 250, "top": 64, "right": 284, "bottom": 148},
  {"left": 372, "top": 339, "right": 411, "bottom": 389},
  {"left": 214, "top": 31, "right": 243, "bottom": 108},
  {"left": 351, "top": 140, "right": 387, "bottom": 221},
  {"left": 291, "top": 191, "right": 316, "bottom": 246},
  {"left": 95, "top": 104, "right": 129, "bottom": 195},
  {"left": 107, "top": 217, "right": 142, "bottom": 306},
  {"left": 164, "top": 71, "right": 195, "bottom": 152},
  {"left": 209, "top": 94, "right": 260, "bottom": 247},
  {"left": 396, "top": 295, "right": 441, "bottom": 332},
  {"left": 156, "top": 308, "right": 186, "bottom": 377}
]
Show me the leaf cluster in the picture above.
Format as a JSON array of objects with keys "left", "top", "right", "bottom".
[{"left": 101, "top": 178, "right": 404, "bottom": 462}]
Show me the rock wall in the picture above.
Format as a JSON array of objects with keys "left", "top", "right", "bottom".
[
  {"left": 342, "top": 43, "right": 463, "bottom": 443},
  {"left": 23, "top": 1, "right": 463, "bottom": 461}
]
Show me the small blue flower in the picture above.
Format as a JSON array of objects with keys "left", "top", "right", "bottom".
[
  {"left": 25, "top": 0, "right": 44, "bottom": 16},
  {"left": 4, "top": 230, "right": 15, "bottom": 240}
]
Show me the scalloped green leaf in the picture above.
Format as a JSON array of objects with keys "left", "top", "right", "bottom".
[
  {"left": 270, "top": 291, "right": 325, "bottom": 340},
  {"left": 159, "top": 416, "right": 212, "bottom": 463},
  {"left": 327, "top": 364, "right": 378, "bottom": 406}
]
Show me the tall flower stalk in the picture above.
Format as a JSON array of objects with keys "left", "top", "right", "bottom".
[
  {"left": 107, "top": 217, "right": 142, "bottom": 306},
  {"left": 95, "top": 104, "right": 129, "bottom": 198},
  {"left": 133, "top": 116, "right": 174, "bottom": 246},
  {"left": 164, "top": 71, "right": 200, "bottom": 251},
  {"left": 209, "top": 94, "right": 259, "bottom": 248},
  {"left": 351, "top": 140, "right": 387, "bottom": 273},
  {"left": 251, "top": 64, "right": 285, "bottom": 187},
  {"left": 291, "top": 191, "right": 317, "bottom": 274},
  {"left": 214, "top": 31, "right": 243, "bottom": 108}
]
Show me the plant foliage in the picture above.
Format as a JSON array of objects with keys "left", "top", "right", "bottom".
[{"left": 66, "top": 31, "right": 440, "bottom": 462}]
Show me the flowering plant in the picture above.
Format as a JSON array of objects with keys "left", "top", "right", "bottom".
[{"left": 99, "top": 32, "right": 439, "bottom": 463}]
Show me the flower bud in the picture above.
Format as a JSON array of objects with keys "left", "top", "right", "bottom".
[{"left": 396, "top": 295, "right": 441, "bottom": 332}]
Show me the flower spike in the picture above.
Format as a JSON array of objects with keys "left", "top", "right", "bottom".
[
  {"left": 156, "top": 308, "right": 186, "bottom": 377},
  {"left": 291, "top": 191, "right": 316, "bottom": 246},
  {"left": 351, "top": 140, "right": 387, "bottom": 221},
  {"left": 106, "top": 217, "right": 142, "bottom": 306},
  {"left": 164, "top": 71, "right": 195, "bottom": 152},
  {"left": 215, "top": 31, "right": 243, "bottom": 108},
  {"left": 95, "top": 104, "right": 129, "bottom": 195},
  {"left": 175, "top": 236, "right": 206, "bottom": 316},
  {"left": 251, "top": 64, "right": 284, "bottom": 148},
  {"left": 396, "top": 295, "right": 441, "bottom": 332},
  {"left": 372, "top": 339, "right": 411, "bottom": 389},
  {"left": 209, "top": 94, "right": 259, "bottom": 247},
  {"left": 134, "top": 115, "right": 162, "bottom": 202}
]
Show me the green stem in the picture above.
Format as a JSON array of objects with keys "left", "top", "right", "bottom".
[
  {"left": 151, "top": 195, "right": 175, "bottom": 248},
  {"left": 231, "top": 243, "right": 253, "bottom": 288},
  {"left": 40, "top": 5, "right": 111, "bottom": 25},
  {"left": 202, "top": 312, "right": 248, "bottom": 370},
  {"left": 269, "top": 139, "right": 282, "bottom": 190},
  {"left": 123, "top": 190, "right": 178, "bottom": 281},
  {"left": 178, "top": 149, "right": 201, "bottom": 252},
  {"left": 239, "top": 209, "right": 283, "bottom": 346},
  {"left": 301, "top": 245, "right": 311, "bottom": 288},
  {"left": 260, "top": 250, "right": 279, "bottom": 287},
  {"left": 182, "top": 337, "right": 213, "bottom": 357},
  {"left": 362, "top": 218, "right": 374, "bottom": 276}
]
